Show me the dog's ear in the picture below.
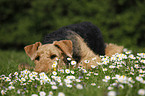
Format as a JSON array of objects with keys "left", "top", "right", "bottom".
[
  {"left": 24, "top": 42, "right": 42, "bottom": 60},
  {"left": 53, "top": 40, "right": 73, "bottom": 58}
]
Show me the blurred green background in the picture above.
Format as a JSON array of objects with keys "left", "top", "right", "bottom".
[{"left": 0, "top": 0, "right": 145, "bottom": 50}]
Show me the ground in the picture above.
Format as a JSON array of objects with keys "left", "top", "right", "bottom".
[{"left": 0, "top": 49, "right": 145, "bottom": 96}]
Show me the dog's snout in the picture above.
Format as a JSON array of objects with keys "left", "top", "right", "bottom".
[{"left": 35, "top": 56, "right": 40, "bottom": 61}]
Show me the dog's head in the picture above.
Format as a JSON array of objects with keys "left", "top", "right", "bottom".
[{"left": 24, "top": 40, "right": 73, "bottom": 72}]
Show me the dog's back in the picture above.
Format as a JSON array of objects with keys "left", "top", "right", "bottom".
[{"left": 43, "top": 22, "right": 105, "bottom": 62}]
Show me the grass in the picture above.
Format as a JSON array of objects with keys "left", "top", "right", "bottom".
[{"left": 0, "top": 48, "right": 145, "bottom": 96}]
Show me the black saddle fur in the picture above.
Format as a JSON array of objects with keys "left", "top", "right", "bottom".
[{"left": 42, "top": 22, "right": 105, "bottom": 62}]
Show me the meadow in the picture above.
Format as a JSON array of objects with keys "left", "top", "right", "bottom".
[{"left": 0, "top": 48, "right": 145, "bottom": 96}]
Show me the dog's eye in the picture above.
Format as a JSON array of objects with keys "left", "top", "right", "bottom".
[
  {"left": 35, "top": 56, "right": 40, "bottom": 61},
  {"left": 50, "top": 55, "right": 57, "bottom": 59}
]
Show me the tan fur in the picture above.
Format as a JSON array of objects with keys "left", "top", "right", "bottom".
[
  {"left": 105, "top": 43, "right": 124, "bottom": 57},
  {"left": 22, "top": 40, "right": 72, "bottom": 72},
  {"left": 21, "top": 37, "right": 124, "bottom": 72},
  {"left": 75, "top": 34, "right": 101, "bottom": 68}
]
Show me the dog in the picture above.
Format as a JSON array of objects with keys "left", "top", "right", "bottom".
[{"left": 20, "top": 22, "right": 123, "bottom": 72}]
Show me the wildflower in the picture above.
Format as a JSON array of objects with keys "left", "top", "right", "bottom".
[
  {"left": 39, "top": 72, "right": 50, "bottom": 83},
  {"left": 64, "top": 79, "right": 72, "bottom": 84},
  {"left": 97, "top": 62, "right": 103, "bottom": 65},
  {"left": 111, "top": 83, "right": 118, "bottom": 87},
  {"left": 85, "top": 77, "right": 89, "bottom": 79},
  {"left": 66, "top": 84, "right": 72, "bottom": 88},
  {"left": 59, "top": 69, "right": 64, "bottom": 73},
  {"left": 17, "top": 89, "right": 21, "bottom": 94},
  {"left": 53, "top": 61, "right": 58, "bottom": 65},
  {"left": 102, "top": 57, "right": 109, "bottom": 61},
  {"left": 40, "top": 80, "right": 45, "bottom": 85},
  {"left": 32, "top": 72, "right": 38, "bottom": 75},
  {"left": 51, "top": 85, "right": 58, "bottom": 90},
  {"left": 79, "top": 76, "right": 83, "bottom": 79},
  {"left": 52, "top": 71, "right": 57, "bottom": 76},
  {"left": 49, "top": 91, "right": 53, "bottom": 96},
  {"left": 105, "top": 76, "right": 111, "bottom": 80},
  {"left": 136, "top": 76, "right": 143, "bottom": 82},
  {"left": 117, "top": 65, "right": 122, "bottom": 69},
  {"left": 1, "top": 90, "right": 6, "bottom": 95},
  {"left": 52, "top": 64, "right": 57, "bottom": 68},
  {"left": 76, "top": 79, "right": 81, "bottom": 82},
  {"left": 76, "top": 84, "right": 83, "bottom": 89},
  {"left": 128, "top": 54, "right": 136, "bottom": 59},
  {"left": 138, "top": 89, "right": 145, "bottom": 96},
  {"left": 92, "top": 57, "right": 97, "bottom": 60},
  {"left": 71, "top": 61, "right": 77, "bottom": 65},
  {"left": 138, "top": 69, "right": 144, "bottom": 73},
  {"left": 91, "top": 65, "right": 96, "bottom": 68},
  {"left": 9, "top": 81, "right": 13, "bottom": 85},
  {"left": 123, "top": 48, "right": 128, "bottom": 52},
  {"left": 65, "top": 69, "right": 70, "bottom": 74},
  {"left": 140, "top": 60, "right": 145, "bottom": 64},
  {"left": 58, "top": 92, "right": 65, "bottom": 96},
  {"left": 102, "top": 60, "right": 109, "bottom": 65},
  {"left": 21, "top": 77, "right": 26, "bottom": 82},
  {"left": 59, "top": 83, "right": 63, "bottom": 86},
  {"left": 35, "top": 77, "right": 40, "bottom": 81},
  {"left": 134, "top": 64, "right": 139, "bottom": 68},
  {"left": 71, "top": 70, "right": 75, "bottom": 74},
  {"left": 137, "top": 53, "right": 145, "bottom": 58},
  {"left": 125, "top": 51, "right": 132, "bottom": 54},
  {"left": 82, "top": 69, "right": 87, "bottom": 73},
  {"left": 128, "top": 83, "right": 133, "bottom": 87},
  {"left": 8, "top": 85, "right": 15, "bottom": 90},
  {"left": 5, "top": 77, "right": 11, "bottom": 81},
  {"left": 39, "top": 72, "right": 46, "bottom": 78},
  {"left": 23, "top": 69, "right": 30, "bottom": 74},
  {"left": 130, "top": 67, "right": 134, "bottom": 72},
  {"left": 109, "top": 65, "right": 116, "bottom": 68},
  {"left": 67, "top": 57, "right": 71, "bottom": 61},
  {"left": 128, "top": 77, "right": 135, "bottom": 83},
  {"left": 14, "top": 72, "right": 18, "bottom": 76},
  {"left": 66, "top": 76, "right": 75, "bottom": 80},
  {"left": 24, "top": 74, "right": 28, "bottom": 79},
  {"left": 108, "top": 91, "right": 116, "bottom": 96},
  {"left": 39, "top": 91, "right": 46, "bottom": 96},
  {"left": 86, "top": 73, "right": 91, "bottom": 76},
  {"left": 29, "top": 74, "right": 35, "bottom": 80},
  {"left": 28, "top": 79, "right": 32, "bottom": 82},
  {"left": 108, "top": 86, "right": 114, "bottom": 90},
  {"left": 94, "top": 73, "right": 98, "bottom": 75},
  {"left": 110, "top": 57, "right": 117, "bottom": 61},
  {"left": 140, "top": 80, "right": 145, "bottom": 84},
  {"left": 84, "top": 60, "right": 90, "bottom": 63},
  {"left": 103, "top": 68, "right": 108, "bottom": 71},
  {"left": 119, "top": 84, "right": 124, "bottom": 89},
  {"left": 50, "top": 81, "right": 56, "bottom": 85},
  {"left": 91, "top": 83, "right": 96, "bottom": 86},
  {"left": 89, "top": 72, "right": 94, "bottom": 74},
  {"left": 57, "top": 78, "right": 62, "bottom": 83},
  {"left": 102, "top": 79, "right": 108, "bottom": 82}
]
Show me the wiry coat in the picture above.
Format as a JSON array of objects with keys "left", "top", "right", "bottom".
[{"left": 42, "top": 22, "right": 105, "bottom": 62}]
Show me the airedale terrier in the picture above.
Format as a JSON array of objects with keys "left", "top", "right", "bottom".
[{"left": 20, "top": 22, "right": 123, "bottom": 72}]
